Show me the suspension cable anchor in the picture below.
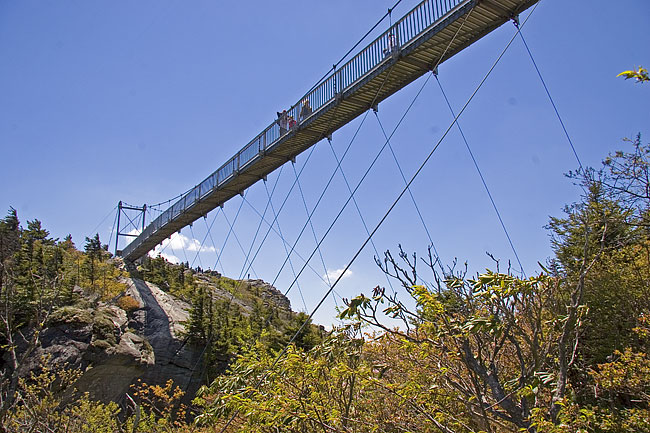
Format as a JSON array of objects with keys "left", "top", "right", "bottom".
[{"left": 511, "top": 14, "right": 520, "bottom": 28}]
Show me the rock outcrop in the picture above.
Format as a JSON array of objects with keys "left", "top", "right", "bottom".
[
  {"left": 5, "top": 272, "right": 296, "bottom": 406},
  {"left": 247, "top": 279, "right": 292, "bottom": 311},
  {"left": 10, "top": 277, "right": 203, "bottom": 404},
  {"left": 124, "top": 278, "right": 203, "bottom": 400}
]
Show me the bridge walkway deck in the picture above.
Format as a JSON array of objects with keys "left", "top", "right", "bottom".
[{"left": 122, "top": 0, "right": 538, "bottom": 262}]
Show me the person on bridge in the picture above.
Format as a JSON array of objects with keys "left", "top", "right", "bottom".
[
  {"left": 276, "top": 110, "right": 289, "bottom": 135},
  {"left": 300, "top": 99, "right": 312, "bottom": 120},
  {"left": 383, "top": 32, "right": 398, "bottom": 57}
]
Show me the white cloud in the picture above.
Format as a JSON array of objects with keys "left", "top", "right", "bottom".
[
  {"left": 324, "top": 267, "right": 353, "bottom": 283},
  {"left": 147, "top": 231, "right": 217, "bottom": 263},
  {"left": 127, "top": 228, "right": 142, "bottom": 236},
  {"left": 154, "top": 251, "right": 181, "bottom": 264}
]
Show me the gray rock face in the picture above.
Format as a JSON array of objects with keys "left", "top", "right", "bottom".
[
  {"left": 7, "top": 274, "right": 293, "bottom": 406},
  {"left": 247, "top": 279, "right": 292, "bottom": 311},
  {"left": 11, "top": 277, "right": 202, "bottom": 405},
  {"left": 124, "top": 278, "right": 203, "bottom": 399}
]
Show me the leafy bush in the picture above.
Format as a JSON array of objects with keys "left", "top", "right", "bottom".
[{"left": 118, "top": 295, "right": 140, "bottom": 313}]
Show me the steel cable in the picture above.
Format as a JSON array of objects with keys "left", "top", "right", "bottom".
[
  {"left": 263, "top": 179, "right": 308, "bottom": 311},
  {"left": 435, "top": 75, "right": 526, "bottom": 276},
  {"left": 217, "top": 3, "right": 541, "bottom": 430},
  {"left": 515, "top": 24, "right": 583, "bottom": 170},
  {"left": 239, "top": 196, "right": 345, "bottom": 297},
  {"left": 373, "top": 112, "right": 446, "bottom": 276}
]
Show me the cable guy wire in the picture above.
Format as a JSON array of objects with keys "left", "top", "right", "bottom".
[
  {"left": 89, "top": 205, "right": 117, "bottom": 240},
  {"left": 435, "top": 75, "right": 526, "bottom": 277},
  {"left": 212, "top": 190, "right": 248, "bottom": 271},
  {"left": 515, "top": 24, "right": 583, "bottom": 170},
  {"left": 239, "top": 195, "right": 344, "bottom": 296},
  {"left": 373, "top": 112, "right": 446, "bottom": 276},
  {"left": 263, "top": 179, "right": 308, "bottom": 311},
  {"left": 325, "top": 136, "right": 398, "bottom": 294},
  {"left": 217, "top": 3, "right": 541, "bottom": 430},
  {"left": 108, "top": 207, "right": 119, "bottom": 253}
]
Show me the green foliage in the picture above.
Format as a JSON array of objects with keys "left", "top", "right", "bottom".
[
  {"left": 592, "top": 348, "right": 650, "bottom": 407},
  {"left": 48, "top": 305, "right": 94, "bottom": 326},
  {"left": 117, "top": 294, "right": 140, "bottom": 313},
  {"left": 618, "top": 66, "right": 649, "bottom": 83},
  {"left": 2, "top": 361, "right": 215, "bottom": 433},
  {"left": 139, "top": 255, "right": 194, "bottom": 300},
  {"left": 342, "top": 270, "right": 559, "bottom": 432},
  {"left": 2, "top": 361, "right": 121, "bottom": 433},
  {"left": 549, "top": 138, "right": 650, "bottom": 366},
  {"left": 0, "top": 208, "right": 20, "bottom": 265},
  {"left": 531, "top": 346, "right": 650, "bottom": 432},
  {"left": 0, "top": 209, "right": 128, "bottom": 426},
  {"left": 185, "top": 277, "right": 323, "bottom": 380},
  {"left": 276, "top": 137, "right": 648, "bottom": 432},
  {"left": 279, "top": 311, "right": 323, "bottom": 351},
  {"left": 3, "top": 135, "right": 650, "bottom": 432},
  {"left": 83, "top": 233, "right": 102, "bottom": 288},
  {"left": 130, "top": 379, "right": 189, "bottom": 428},
  {"left": 196, "top": 332, "right": 365, "bottom": 431},
  {"left": 196, "top": 327, "right": 472, "bottom": 432}
]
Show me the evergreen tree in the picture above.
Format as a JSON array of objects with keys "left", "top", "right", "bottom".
[
  {"left": 188, "top": 285, "right": 206, "bottom": 344},
  {"left": 0, "top": 208, "right": 20, "bottom": 294},
  {"left": 60, "top": 234, "right": 75, "bottom": 251},
  {"left": 0, "top": 212, "right": 64, "bottom": 425},
  {"left": 83, "top": 234, "right": 102, "bottom": 288}
]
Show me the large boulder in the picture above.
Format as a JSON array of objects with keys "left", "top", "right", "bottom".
[
  {"left": 247, "top": 279, "right": 291, "bottom": 311},
  {"left": 8, "top": 277, "right": 202, "bottom": 405}
]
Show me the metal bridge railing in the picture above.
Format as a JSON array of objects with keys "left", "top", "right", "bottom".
[{"left": 123, "top": 0, "right": 464, "bottom": 258}]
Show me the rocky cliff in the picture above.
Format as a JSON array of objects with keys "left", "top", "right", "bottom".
[
  {"left": 14, "top": 276, "right": 201, "bottom": 403},
  {"left": 8, "top": 271, "right": 294, "bottom": 406}
]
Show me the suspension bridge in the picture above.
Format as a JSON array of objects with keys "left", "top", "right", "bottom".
[
  {"left": 117, "top": 0, "right": 539, "bottom": 263},
  {"left": 103, "top": 1, "right": 588, "bottom": 424}
]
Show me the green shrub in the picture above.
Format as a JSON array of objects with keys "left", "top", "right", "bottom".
[{"left": 117, "top": 295, "right": 140, "bottom": 313}]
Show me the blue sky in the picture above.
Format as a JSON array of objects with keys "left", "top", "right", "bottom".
[{"left": 1, "top": 0, "right": 648, "bottom": 325}]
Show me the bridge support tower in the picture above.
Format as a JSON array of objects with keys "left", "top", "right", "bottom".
[{"left": 115, "top": 201, "right": 147, "bottom": 257}]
